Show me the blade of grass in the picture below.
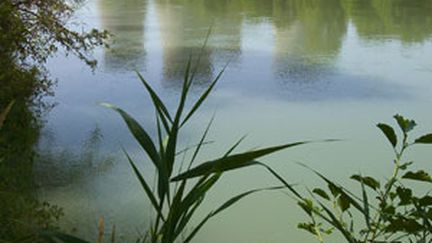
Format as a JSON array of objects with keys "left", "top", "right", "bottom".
[
  {"left": 180, "top": 65, "right": 227, "bottom": 127},
  {"left": 123, "top": 149, "right": 165, "bottom": 222},
  {"left": 179, "top": 174, "right": 220, "bottom": 213},
  {"left": 174, "top": 195, "right": 204, "bottom": 238},
  {"left": 360, "top": 173, "right": 371, "bottom": 231},
  {"left": 136, "top": 71, "right": 173, "bottom": 125},
  {"left": 223, "top": 135, "right": 248, "bottom": 158},
  {"left": 164, "top": 58, "right": 193, "bottom": 179},
  {"left": 188, "top": 26, "right": 213, "bottom": 86},
  {"left": 184, "top": 186, "right": 284, "bottom": 243},
  {"left": 172, "top": 141, "right": 310, "bottom": 181},
  {"left": 256, "top": 161, "right": 303, "bottom": 199},
  {"left": 187, "top": 116, "right": 214, "bottom": 170}
]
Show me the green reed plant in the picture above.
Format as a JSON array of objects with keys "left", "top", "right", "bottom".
[
  {"left": 281, "top": 115, "right": 432, "bottom": 243},
  {"left": 102, "top": 58, "right": 310, "bottom": 243}
]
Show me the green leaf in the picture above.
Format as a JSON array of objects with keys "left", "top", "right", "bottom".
[
  {"left": 212, "top": 186, "right": 283, "bottom": 216},
  {"left": 174, "top": 196, "right": 204, "bottom": 238},
  {"left": 385, "top": 217, "right": 422, "bottom": 233},
  {"left": 298, "top": 222, "right": 319, "bottom": 236},
  {"left": 298, "top": 199, "right": 315, "bottom": 216},
  {"left": 419, "top": 196, "right": 432, "bottom": 206},
  {"left": 223, "top": 135, "right": 247, "bottom": 158},
  {"left": 123, "top": 150, "right": 164, "bottom": 221},
  {"left": 187, "top": 117, "right": 214, "bottom": 170},
  {"left": 359, "top": 175, "right": 371, "bottom": 230},
  {"left": 315, "top": 200, "right": 356, "bottom": 243},
  {"left": 136, "top": 71, "right": 173, "bottom": 126},
  {"left": 184, "top": 186, "right": 281, "bottom": 243},
  {"left": 171, "top": 141, "right": 309, "bottom": 181},
  {"left": 328, "top": 183, "right": 341, "bottom": 197},
  {"left": 402, "top": 170, "right": 432, "bottom": 183},
  {"left": 394, "top": 114, "right": 416, "bottom": 134},
  {"left": 414, "top": 134, "right": 432, "bottom": 144},
  {"left": 180, "top": 174, "right": 220, "bottom": 214},
  {"left": 101, "top": 103, "right": 160, "bottom": 168},
  {"left": 396, "top": 187, "right": 413, "bottom": 206},
  {"left": 338, "top": 193, "right": 351, "bottom": 212},
  {"left": 377, "top": 123, "right": 397, "bottom": 148},
  {"left": 257, "top": 162, "right": 303, "bottom": 199},
  {"left": 399, "top": 161, "right": 413, "bottom": 170},
  {"left": 350, "top": 175, "right": 380, "bottom": 190},
  {"left": 312, "top": 188, "right": 330, "bottom": 200},
  {"left": 181, "top": 66, "right": 225, "bottom": 127}
]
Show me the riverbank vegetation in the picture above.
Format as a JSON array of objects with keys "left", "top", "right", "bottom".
[{"left": 0, "top": 0, "right": 108, "bottom": 241}]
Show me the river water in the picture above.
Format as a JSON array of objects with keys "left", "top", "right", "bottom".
[{"left": 39, "top": 0, "right": 432, "bottom": 242}]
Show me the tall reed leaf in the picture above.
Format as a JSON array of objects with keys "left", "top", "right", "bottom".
[
  {"left": 172, "top": 141, "right": 308, "bottom": 181},
  {"left": 101, "top": 103, "right": 160, "bottom": 167}
]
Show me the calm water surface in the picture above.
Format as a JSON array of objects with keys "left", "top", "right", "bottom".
[{"left": 39, "top": 0, "right": 432, "bottom": 242}]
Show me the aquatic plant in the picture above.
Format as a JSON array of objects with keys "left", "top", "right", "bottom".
[
  {"left": 286, "top": 115, "right": 432, "bottom": 243},
  {"left": 102, "top": 57, "right": 308, "bottom": 243}
]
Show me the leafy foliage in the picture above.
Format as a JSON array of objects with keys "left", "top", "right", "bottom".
[
  {"left": 287, "top": 115, "right": 432, "bottom": 242},
  {"left": 0, "top": 0, "right": 108, "bottom": 241}
]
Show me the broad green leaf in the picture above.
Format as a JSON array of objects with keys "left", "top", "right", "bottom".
[
  {"left": 385, "top": 217, "right": 422, "bottom": 233},
  {"left": 350, "top": 175, "right": 380, "bottom": 190},
  {"left": 172, "top": 141, "right": 308, "bottom": 181},
  {"left": 402, "top": 170, "right": 432, "bottom": 183},
  {"left": 377, "top": 123, "right": 397, "bottom": 148},
  {"left": 338, "top": 193, "right": 351, "bottom": 212},
  {"left": 101, "top": 103, "right": 160, "bottom": 168},
  {"left": 394, "top": 114, "right": 416, "bottom": 133},
  {"left": 419, "top": 196, "right": 432, "bottom": 206},
  {"left": 312, "top": 188, "right": 330, "bottom": 200},
  {"left": 396, "top": 187, "right": 413, "bottom": 206},
  {"left": 414, "top": 134, "right": 432, "bottom": 144}
]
